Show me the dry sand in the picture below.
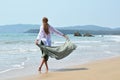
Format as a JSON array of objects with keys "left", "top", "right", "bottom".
[{"left": 7, "top": 57, "right": 120, "bottom": 80}]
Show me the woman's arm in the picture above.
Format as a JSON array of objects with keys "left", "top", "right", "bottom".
[
  {"left": 49, "top": 25, "right": 69, "bottom": 40},
  {"left": 50, "top": 25, "right": 64, "bottom": 36}
]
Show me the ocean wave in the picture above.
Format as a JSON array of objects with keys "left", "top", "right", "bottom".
[
  {"left": 104, "top": 51, "right": 112, "bottom": 54},
  {"left": 0, "top": 57, "right": 29, "bottom": 74},
  {"left": 3, "top": 41, "right": 34, "bottom": 44},
  {"left": 0, "top": 63, "right": 24, "bottom": 74},
  {"left": 110, "top": 36, "right": 120, "bottom": 42},
  {"left": 0, "top": 47, "right": 39, "bottom": 54},
  {"left": 53, "top": 41, "right": 101, "bottom": 44},
  {"left": 0, "top": 66, "right": 24, "bottom": 74},
  {"left": 103, "top": 35, "right": 120, "bottom": 42}
]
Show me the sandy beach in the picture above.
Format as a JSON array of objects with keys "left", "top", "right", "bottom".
[{"left": 6, "top": 56, "right": 120, "bottom": 80}]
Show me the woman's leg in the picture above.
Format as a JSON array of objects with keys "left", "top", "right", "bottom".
[
  {"left": 38, "top": 59, "right": 49, "bottom": 72},
  {"left": 45, "top": 61, "right": 49, "bottom": 72},
  {"left": 38, "top": 58, "right": 45, "bottom": 71},
  {"left": 39, "top": 41, "right": 49, "bottom": 72}
]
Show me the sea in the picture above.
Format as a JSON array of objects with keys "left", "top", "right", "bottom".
[{"left": 0, "top": 33, "right": 120, "bottom": 79}]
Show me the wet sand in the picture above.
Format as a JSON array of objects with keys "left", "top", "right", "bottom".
[{"left": 6, "top": 56, "right": 120, "bottom": 80}]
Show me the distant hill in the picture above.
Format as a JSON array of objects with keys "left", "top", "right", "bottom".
[
  {"left": 113, "top": 27, "right": 120, "bottom": 31},
  {"left": 0, "top": 24, "right": 120, "bottom": 35},
  {"left": 26, "top": 29, "right": 120, "bottom": 35},
  {"left": 0, "top": 24, "right": 39, "bottom": 33},
  {"left": 25, "top": 25, "right": 120, "bottom": 35},
  {"left": 57, "top": 25, "right": 112, "bottom": 31}
]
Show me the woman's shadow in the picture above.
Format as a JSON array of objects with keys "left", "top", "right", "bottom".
[{"left": 52, "top": 67, "right": 88, "bottom": 72}]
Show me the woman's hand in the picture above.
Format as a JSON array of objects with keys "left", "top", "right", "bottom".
[
  {"left": 63, "top": 35, "right": 69, "bottom": 40},
  {"left": 35, "top": 40, "right": 39, "bottom": 45}
]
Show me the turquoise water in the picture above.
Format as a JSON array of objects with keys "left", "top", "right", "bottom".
[{"left": 0, "top": 33, "right": 120, "bottom": 79}]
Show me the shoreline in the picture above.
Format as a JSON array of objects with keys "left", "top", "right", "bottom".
[{"left": 5, "top": 56, "right": 120, "bottom": 80}]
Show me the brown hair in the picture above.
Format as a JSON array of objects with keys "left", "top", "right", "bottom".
[{"left": 42, "top": 17, "right": 49, "bottom": 35}]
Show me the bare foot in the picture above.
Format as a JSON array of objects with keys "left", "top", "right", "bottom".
[{"left": 45, "top": 69, "right": 48, "bottom": 73}]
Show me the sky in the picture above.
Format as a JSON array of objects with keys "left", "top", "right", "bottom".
[{"left": 0, "top": 0, "right": 120, "bottom": 28}]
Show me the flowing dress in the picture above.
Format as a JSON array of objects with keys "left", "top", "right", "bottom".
[{"left": 37, "top": 40, "right": 77, "bottom": 60}]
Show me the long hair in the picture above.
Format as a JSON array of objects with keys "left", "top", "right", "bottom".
[{"left": 42, "top": 17, "right": 49, "bottom": 35}]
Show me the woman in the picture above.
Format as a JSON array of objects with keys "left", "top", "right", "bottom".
[{"left": 35, "top": 17, "right": 68, "bottom": 72}]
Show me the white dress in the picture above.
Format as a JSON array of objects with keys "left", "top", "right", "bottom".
[{"left": 36, "top": 24, "right": 64, "bottom": 46}]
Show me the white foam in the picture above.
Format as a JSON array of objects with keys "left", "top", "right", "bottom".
[
  {"left": 0, "top": 66, "right": 24, "bottom": 74},
  {"left": 105, "top": 35, "right": 120, "bottom": 42},
  {"left": 12, "top": 64, "right": 23, "bottom": 68},
  {"left": 53, "top": 41, "right": 101, "bottom": 44},
  {"left": 0, "top": 57, "right": 29, "bottom": 74},
  {"left": 104, "top": 51, "right": 112, "bottom": 54}
]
